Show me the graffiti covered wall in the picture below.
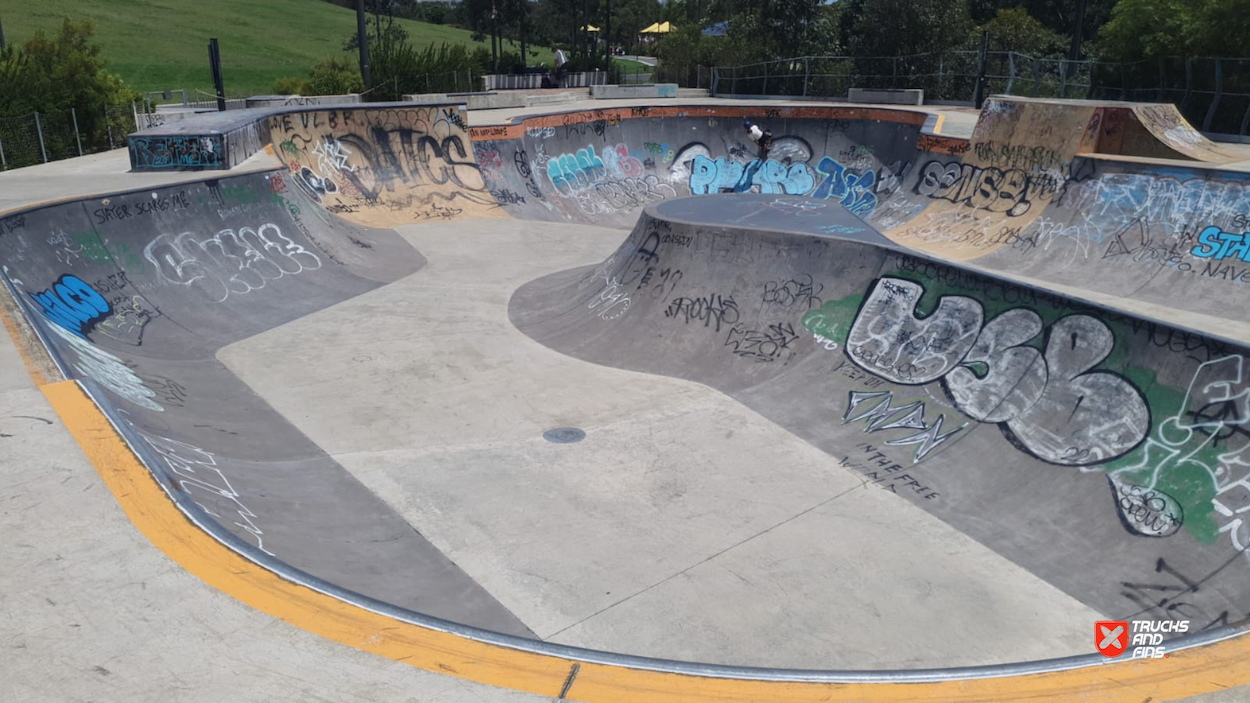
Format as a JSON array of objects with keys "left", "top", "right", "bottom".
[
  {"left": 469, "top": 106, "right": 958, "bottom": 229},
  {"left": 269, "top": 106, "right": 500, "bottom": 228},
  {"left": 511, "top": 197, "right": 1250, "bottom": 631}
]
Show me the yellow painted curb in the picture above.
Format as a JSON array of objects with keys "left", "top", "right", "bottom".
[{"left": 34, "top": 378, "right": 1250, "bottom": 701}]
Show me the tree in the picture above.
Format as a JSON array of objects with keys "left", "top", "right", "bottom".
[
  {"left": 966, "top": 0, "right": 1115, "bottom": 59},
  {"left": 983, "top": 7, "right": 1064, "bottom": 56},
  {"left": 1191, "top": 0, "right": 1250, "bottom": 58},
  {"left": 0, "top": 18, "right": 138, "bottom": 162},
  {"left": 1099, "top": 0, "right": 1250, "bottom": 62},
  {"left": 844, "top": 0, "right": 976, "bottom": 58},
  {"left": 730, "top": 0, "right": 835, "bottom": 59}
]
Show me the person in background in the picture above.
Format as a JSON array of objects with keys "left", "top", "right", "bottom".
[
  {"left": 745, "top": 121, "right": 772, "bottom": 161},
  {"left": 553, "top": 48, "right": 568, "bottom": 87}
]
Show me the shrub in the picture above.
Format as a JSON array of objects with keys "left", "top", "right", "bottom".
[
  {"left": 272, "top": 76, "right": 313, "bottom": 95},
  {"left": 306, "top": 56, "right": 366, "bottom": 95}
]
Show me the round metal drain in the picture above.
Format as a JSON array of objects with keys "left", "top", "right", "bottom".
[{"left": 543, "top": 427, "right": 586, "bottom": 444}]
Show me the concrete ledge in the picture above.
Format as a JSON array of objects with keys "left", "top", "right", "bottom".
[
  {"left": 126, "top": 101, "right": 463, "bottom": 171},
  {"left": 590, "top": 84, "right": 679, "bottom": 99},
  {"left": 482, "top": 72, "right": 606, "bottom": 90},
  {"left": 847, "top": 88, "right": 924, "bottom": 105},
  {"left": 245, "top": 94, "right": 362, "bottom": 108},
  {"left": 405, "top": 92, "right": 525, "bottom": 110},
  {"left": 402, "top": 91, "right": 584, "bottom": 111}
]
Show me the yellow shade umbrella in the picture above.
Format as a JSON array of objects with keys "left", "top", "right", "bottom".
[
  {"left": 639, "top": 22, "right": 661, "bottom": 33},
  {"left": 581, "top": 25, "right": 600, "bottom": 31}
]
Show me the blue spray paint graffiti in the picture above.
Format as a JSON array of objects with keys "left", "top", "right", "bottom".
[
  {"left": 689, "top": 155, "right": 815, "bottom": 195},
  {"left": 546, "top": 146, "right": 606, "bottom": 190},
  {"left": 686, "top": 153, "right": 878, "bottom": 216},
  {"left": 1192, "top": 226, "right": 1250, "bottom": 262},
  {"left": 130, "top": 136, "right": 224, "bottom": 170},
  {"left": 812, "top": 157, "right": 878, "bottom": 216},
  {"left": 29, "top": 274, "right": 111, "bottom": 338}
]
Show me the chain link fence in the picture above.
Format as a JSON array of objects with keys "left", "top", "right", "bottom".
[
  {"left": 653, "top": 64, "right": 712, "bottom": 89},
  {"left": 0, "top": 103, "right": 149, "bottom": 171},
  {"left": 710, "top": 52, "right": 1250, "bottom": 137}
]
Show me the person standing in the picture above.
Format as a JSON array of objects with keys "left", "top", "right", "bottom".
[
  {"left": 745, "top": 121, "right": 772, "bottom": 161},
  {"left": 553, "top": 48, "right": 568, "bottom": 87}
]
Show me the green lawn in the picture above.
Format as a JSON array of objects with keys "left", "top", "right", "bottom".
[
  {"left": 612, "top": 58, "right": 651, "bottom": 72},
  {"left": 3, "top": 0, "right": 554, "bottom": 96},
  {"left": 613, "top": 57, "right": 653, "bottom": 82}
]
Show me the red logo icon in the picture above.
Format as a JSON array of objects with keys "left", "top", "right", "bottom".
[{"left": 1096, "top": 620, "right": 1129, "bottom": 657}]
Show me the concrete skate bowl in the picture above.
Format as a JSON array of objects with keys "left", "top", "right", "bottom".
[
  {"left": 2, "top": 100, "right": 1250, "bottom": 700},
  {"left": 457, "top": 97, "right": 1250, "bottom": 329}
]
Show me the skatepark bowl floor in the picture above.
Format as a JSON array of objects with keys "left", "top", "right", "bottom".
[{"left": 7, "top": 95, "right": 1250, "bottom": 701}]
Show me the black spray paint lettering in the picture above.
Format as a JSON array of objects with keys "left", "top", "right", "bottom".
[
  {"left": 664, "top": 294, "right": 740, "bottom": 332},
  {"left": 843, "top": 390, "right": 966, "bottom": 463}
]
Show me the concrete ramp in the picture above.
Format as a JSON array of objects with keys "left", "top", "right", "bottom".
[
  {"left": 859, "top": 97, "right": 1250, "bottom": 326},
  {"left": 1111, "top": 102, "right": 1237, "bottom": 163},
  {"left": 266, "top": 105, "right": 503, "bottom": 227},
  {"left": 0, "top": 171, "right": 532, "bottom": 637},
  {"left": 511, "top": 193, "right": 1250, "bottom": 638}
]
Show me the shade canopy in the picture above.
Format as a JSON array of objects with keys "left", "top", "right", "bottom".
[
  {"left": 639, "top": 21, "right": 672, "bottom": 34},
  {"left": 581, "top": 24, "right": 600, "bottom": 31}
]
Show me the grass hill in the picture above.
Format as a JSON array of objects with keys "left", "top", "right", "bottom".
[{"left": 4, "top": 0, "right": 554, "bottom": 97}]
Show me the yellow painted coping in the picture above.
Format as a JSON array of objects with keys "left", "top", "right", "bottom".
[{"left": 27, "top": 378, "right": 1250, "bottom": 701}]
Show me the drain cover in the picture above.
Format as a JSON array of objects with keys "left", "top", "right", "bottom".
[{"left": 543, "top": 427, "right": 586, "bottom": 444}]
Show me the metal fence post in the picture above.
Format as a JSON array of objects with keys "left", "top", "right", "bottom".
[
  {"left": 803, "top": 57, "right": 809, "bottom": 97},
  {"left": 1181, "top": 58, "right": 1193, "bottom": 112},
  {"left": 1203, "top": 59, "right": 1222, "bottom": 132},
  {"left": 71, "top": 107, "right": 83, "bottom": 156},
  {"left": 0, "top": 135, "right": 6, "bottom": 170},
  {"left": 1006, "top": 53, "right": 1016, "bottom": 94},
  {"left": 1059, "top": 61, "right": 1068, "bottom": 98},
  {"left": 34, "top": 112, "right": 48, "bottom": 163},
  {"left": 1032, "top": 57, "right": 1040, "bottom": 96},
  {"left": 1157, "top": 58, "right": 1166, "bottom": 102},
  {"left": 973, "top": 31, "right": 989, "bottom": 107},
  {"left": 762, "top": 61, "right": 768, "bottom": 95}
]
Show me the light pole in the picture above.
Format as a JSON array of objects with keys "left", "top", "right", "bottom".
[
  {"left": 491, "top": 6, "right": 499, "bottom": 74},
  {"left": 356, "top": 0, "right": 372, "bottom": 89},
  {"left": 1069, "top": 0, "right": 1088, "bottom": 64}
]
